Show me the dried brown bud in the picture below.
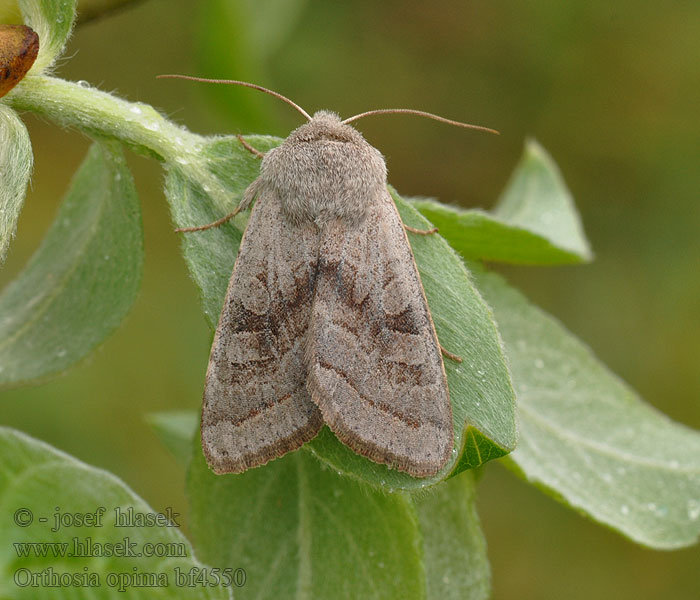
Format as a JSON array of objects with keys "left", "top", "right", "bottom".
[{"left": 0, "top": 24, "right": 39, "bottom": 98}]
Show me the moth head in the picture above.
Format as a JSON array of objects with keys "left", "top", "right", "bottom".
[
  {"left": 260, "top": 109, "right": 387, "bottom": 228},
  {"left": 286, "top": 111, "right": 368, "bottom": 147}
]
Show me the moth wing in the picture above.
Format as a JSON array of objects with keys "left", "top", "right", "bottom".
[
  {"left": 201, "top": 188, "right": 323, "bottom": 473},
  {"left": 307, "top": 191, "right": 453, "bottom": 477}
]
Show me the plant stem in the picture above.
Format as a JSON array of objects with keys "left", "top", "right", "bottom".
[
  {"left": 6, "top": 75, "right": 198, "bottom": 159},
  {"left": 4, "top": 75, "right": 233, "bottom": 205}
]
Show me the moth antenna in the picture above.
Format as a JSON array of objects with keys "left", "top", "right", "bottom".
[
  {"left": 156, "top": 74, "right": 312, "bottom": 121},
  {"left": 343, "top": 108, "right": 499, "bottom": 135}
]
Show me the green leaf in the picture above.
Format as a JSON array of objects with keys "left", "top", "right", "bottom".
[
  {"left": 0, "top": 142, "right": 143, "bottom": 388},
  {"left": 0, "top": 104, "right": 32, "bottom": 262},
  {"left": 18, "top": 0, "right": 77, "bottom": 73},
  {"left": 153, "top": 411, "right": 492, "bottom": 598},
  {"left": 147, "top": 410, "right": 199, "bottom": 468},
  {"left": 413, "top": 139, "right": 592, "bottom": 265},
  {"left": 474, "top": 268, "right": 700, "bottom": 549},
  {"left": 166, "top": 136, "right": 516, "bottom": 490},
  {"left": 411, "top": 202, "right": 589, "bottom": 265},
  {"left": 492, "top": 139, "right": 592, "bottom": 261},
  {"left": 415, "top": 471, "right": 490, "bottom": 600},
  {"left": 0, "top": 427, "right": 231, "bottom": 599},
  {"left": 188, "top": 443, "right": 425, "bottom": 600}
]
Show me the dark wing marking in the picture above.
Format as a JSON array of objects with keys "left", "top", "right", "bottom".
[
  {"left": 306, "top": 190, "right": 453, "bottom": 477},
  {"left": 201, "top": 188, "right": 323, "bottom": 473}
]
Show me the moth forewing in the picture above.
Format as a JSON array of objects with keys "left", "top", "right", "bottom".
[
  {"left": 306, "top": 189, "right": 452, "bottom": 477},
  {"left": 200, "top": 189, "right": 323, "bottom": 474},
  {"left": 201, "top": 110, "right": 453, "bottom": 477}
]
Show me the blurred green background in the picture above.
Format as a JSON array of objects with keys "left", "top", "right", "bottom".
[{"left": 2, "top": 0, "right": 699, "bottom": 597}]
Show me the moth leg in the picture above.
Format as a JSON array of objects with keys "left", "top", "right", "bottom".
[
  {"left": 174, "top": 204, "right": 244, "bottom": 233},
  {"left": 440, "top": 344, "right": 463, "bottom": 363},
  {"left": 404, "top": 224, "right": 439, "bottom": 235},
  {"left": 237, "top": 134, "right": 265, "bottom": 158}
]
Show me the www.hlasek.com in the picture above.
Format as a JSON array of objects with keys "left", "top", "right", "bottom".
[{"left": 11, "top": 505, "right": 246, "bottom": 592}]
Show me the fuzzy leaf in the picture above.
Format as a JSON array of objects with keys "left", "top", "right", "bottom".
[
  {"left": 188, "top": 444, "right": 425, "bottom": 599},
  {"left": 0, "top": 142, "right": 143, "bottom": 388},
  {"left": 415, "top": 471, "right": 491, "bottom": 600},
  {"left": 413, "top": 139, "right": 592, "bottom": 264},
  {"left": 0, "top": 427, "right": 231, "bottom": 599},
  {"left": 475, "top": 268, "right": 700, "bottom": 549},
  {"left": 18, "top": 0, "right": 76, "bottom": 73},
  {"left": 412, "top": 202, "right": 589, "bottom": 265},
  {"left": 153, "top": 406, "right": 491, "bottom": 599},
  {"left": 492, "top": 139, "right": 592, "bottom": 260},
  {"left": 0, "top": 104, "right": 32, "bottom": 261}
]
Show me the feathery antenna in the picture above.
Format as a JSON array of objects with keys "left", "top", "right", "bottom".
[
  {"left": 343, "top": 108, "right": 499, "bottom": 135},
  {"left": 156, "top": 74, "right": 312, "bottom": 121}
]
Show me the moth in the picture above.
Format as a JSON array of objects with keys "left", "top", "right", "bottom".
[{"left": 159, "top": 75, "right": 497, "bottom": 477}]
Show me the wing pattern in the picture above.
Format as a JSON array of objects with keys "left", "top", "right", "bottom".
[
  {"left": 201, "top": 190, "right": 323, "bottom": 473},
  {"left": 306, "top": 191, "right": 453, "bottom": 477}
]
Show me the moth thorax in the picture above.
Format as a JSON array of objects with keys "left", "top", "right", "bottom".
[{"left": 260, "top": 113, "right": 388, "bottom": 228}]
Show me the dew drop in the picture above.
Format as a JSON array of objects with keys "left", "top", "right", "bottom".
[
  {"left": 77, "top": 80, "right": 90, "bottom": 88},
  {"left": 57, "top": 349, "right": 67, "bottom": 358},
  {"left": 687, "top": 499, "right": 700, "bottom": 521},
  {"left": 620, "top": 504, "right": 630, "bottom": 516},
  {"left": 378, "top": 562, "right": 385, "bottom": 569},
  {"left": 601, "top": 472, "right": 613, "bottom": 483},
  {"left": 130, "top": 106, "right": 143, "bottom": 115}
]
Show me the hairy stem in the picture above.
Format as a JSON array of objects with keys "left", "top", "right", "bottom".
[{"left": 4, "top": 74, "right": 231, "bottom": 205}]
